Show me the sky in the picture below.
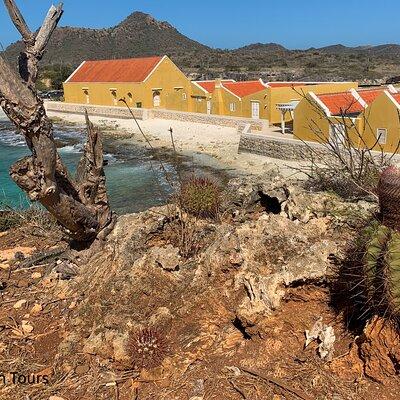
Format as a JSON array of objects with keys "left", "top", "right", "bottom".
[{"left": 0, "top": 0, "right": 399, "bottom": 50}]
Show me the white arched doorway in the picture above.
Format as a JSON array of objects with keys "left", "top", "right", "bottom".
[
  {"left": 153, "top": 91, "right": 161, "bottom": 107},
  {"left": 110, "top": 89, "right": 117, "bottom": 106},
  {"left": 82, "top": 88, "right": 90, "bottom": 104}
]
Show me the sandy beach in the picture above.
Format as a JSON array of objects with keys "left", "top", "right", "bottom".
[{"left": 46, "top": 109, "right": 305, "bottom": 178}]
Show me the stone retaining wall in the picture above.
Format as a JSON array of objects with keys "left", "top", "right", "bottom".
[
  {"left": 239, "top": 133, "right": 331, "bottom": 161},
  {"left": 45, "top": 102, "right": 147, "bottom": 120},
  {"left": 238, "top": 133, "right": 400, "bottom": 163},
  {"left": 45, "top": 101, "right": 267, "bottom": 131},
  {"left": 148, "top": 109, "right": 266, "bottom": 131}
]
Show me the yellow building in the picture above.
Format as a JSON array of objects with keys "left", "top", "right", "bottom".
[
  {"left": 188, "top": 82, "right": 210, "bottom": 114},
  {"left": 63, "top": 55, "right": 193, "bottom": 111},
  {"left": 220, "top": 80, "right": 269, "bottom": 119},
  {"left": 361, "top": 90, "right": 400, "bottom": 153},
  {"left": 293, "top": 86, "right": 400, "bottom": 153},
  {"left": 265, "top": 81, "right": 359, "bottom": 125},
  {"left": 63, "top": 57, "right": 360, "bottom": 126},
  {"left": 190, "top": 79, "right": 358, "bottom": 123},
  {"left": 190, "top": 80, "right": 235, "bottom": 115},
  {"left": 192, "top": 79, "right": 268, "bottom": 119}
]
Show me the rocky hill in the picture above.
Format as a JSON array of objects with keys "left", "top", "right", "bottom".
[
  {"left": 4, "top": 11, "right": 400, "bottom": 83},
  {"left": 4, "top": 12, "right": 211, "bottom": 66}
]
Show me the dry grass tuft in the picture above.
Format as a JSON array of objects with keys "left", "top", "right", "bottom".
[
  {"left": 0, "top": 205, "right": 61, "bottom": 236},
  {"left": 0, "top": 210, "right": 21, "bottom": 232}
]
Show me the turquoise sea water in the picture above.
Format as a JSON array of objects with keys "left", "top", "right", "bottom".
[{"left": 0, "top": 117, "right": 190, "bottom": 214}]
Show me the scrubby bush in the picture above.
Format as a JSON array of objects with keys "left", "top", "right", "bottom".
[
  {"left": 0, "top": 210, "right": 22, "bottom": 232},
  {"left": 0, "top": 205, "right": 59, "bottom": 234},
  {"left": 305, "top": 159, "right": 381, "bottom": 199},
  {"left": 178, "top": 176, "right": 222, "bottom": 219},
  {"left": 297, "top": 112, "right": 393, "bottom": 199}
]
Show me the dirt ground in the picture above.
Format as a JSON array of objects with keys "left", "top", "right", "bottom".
[{"left": 0, "top": 194, "right": 399, "bottom": 400}]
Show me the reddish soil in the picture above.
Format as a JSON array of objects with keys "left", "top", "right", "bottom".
[{"left": 0, "top": 224, "right": 399, "bottom": 400}]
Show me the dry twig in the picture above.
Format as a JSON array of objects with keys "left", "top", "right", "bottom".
[{"left": 239, "top": 367, "right": 313, "bottom": 400}]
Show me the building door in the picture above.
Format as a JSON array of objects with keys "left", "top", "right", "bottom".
[
  {"left": 207, "top": 100, "right": 212, "bottom": 115},
  {"left": 329, "top": 123, "right": 346, "bottom": 145},
  {"left": 251, "top": 101, "right": 260, "bottom": 119},
  {"left": 153, "top": 91, "right": 161, "bottom": 107},
  {"left": 83, "top": 89, "right": 89, "bottom": 104},
  {"left": 110, "top": 90, "right": 117, "bottom": 106}
]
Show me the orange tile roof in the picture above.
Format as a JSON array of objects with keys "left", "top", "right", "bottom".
[
  {"left": 222, "top": 80, "right": 266, "bottom": 98},
  {"left": 267, "top": 82, "right": 307, "bottom": 88},
  {"left": 195, "top": 81, "right": 217, "bottom": 93},
  {"left": 390, "top": 93, "right": 400, "bottom": 104},
  {"left": 357, "top": 89, "right": 386, "bottom": 105},
  {"left": 195, "top": 80, "right": 234, "bottom": 93},
  {"left": 317, "top": 92, "right": 364, "bottom": 116},
  {"left": 67, "top": 56, "right": 163, "bottom": 83}
]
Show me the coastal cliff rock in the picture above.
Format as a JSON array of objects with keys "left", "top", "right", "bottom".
[
  {"left": 3, "top": 176, "right": 393, "bottom": 399},
  {"left": 52, "top": 178, "right": 371, "bottom": 392}
]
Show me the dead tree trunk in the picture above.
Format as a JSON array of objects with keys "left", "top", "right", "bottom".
[{"left": 0, "top": 1, "right": 114, "bottom": 242}]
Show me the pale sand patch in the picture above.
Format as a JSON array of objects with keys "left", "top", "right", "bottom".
[{"left": 47, "top": 110, "right": 307, "bottom": 178}]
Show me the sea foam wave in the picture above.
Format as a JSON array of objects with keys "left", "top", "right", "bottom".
[
  {"left": 0, "top": 121, "right": 118, "bottom": 166},
  {"left": 58, "top": 143, "right": 84, "bottom": 154},
  {"left": 0, "top": 131, "right": 26, "bottom": 147}
]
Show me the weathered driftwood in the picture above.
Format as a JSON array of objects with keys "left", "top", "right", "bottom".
[{"left": 0, "top": 1, "right": 113, "bottom": 242}]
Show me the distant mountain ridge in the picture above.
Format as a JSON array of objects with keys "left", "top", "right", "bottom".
[
  {"left": 4, "top": 12, "right": 211, "bottom": 66},
  {"left": 4, "top": 11, "right": 400, "bottom": 82}
]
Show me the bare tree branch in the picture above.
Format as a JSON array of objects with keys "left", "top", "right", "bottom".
[
  {"left": 76, "top": 111, "right": 113, "bottom": 228},
  {"left": 0, "top": 53, "right": 57, "bottom": 195},
  {"left": 3, "top": 0, "right": 32, "bottom": 43},
  {"left": 0, "top": 2, "right": 113, "bottom": 243},
  {"left": 4, "top": 1, "right": 64, "bottom": 84},
  {"left": 0, "top": 54, "right": 36, "bottom": 114},
  {"left": 34, "top": 3, "right": 63, "bottom": 56}
]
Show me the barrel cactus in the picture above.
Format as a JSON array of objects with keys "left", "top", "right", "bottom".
[
  {"left": 352, "top": 166, "right": 400, "bottom": 324},
  {"left": 178, "top": 176, "right": 221, "bottom": 219}
]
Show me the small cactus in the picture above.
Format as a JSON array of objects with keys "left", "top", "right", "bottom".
[{"left": 128, "top": 327, "right": 169, "bottom": 370}]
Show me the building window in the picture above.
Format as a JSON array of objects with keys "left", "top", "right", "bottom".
[
  {"left": 329, "top": 123, "right": 346, "bottom": 144},
  {"left": 153, "top": 91, "right": 161, "bottom": 107},
  {"left": 136, "top": 102, "right": 142, "bottom": 108},
  {"left": 251, "top": 101, "right": 260, "bottom": 119},
  {"left": 230, "top": 103, "right": 236, "bottom": 112},
  {"left": 377, "top": 128, "right": 387, "bottom": 145},
  {"left": 82, "top": 88, "right": 89, "bottom": 104},
  {"left": 110, "top": 89, "right": 117, "bottom": 106},
  {"left": 182, "top": 93, "right": 187, "bottom": 100}
]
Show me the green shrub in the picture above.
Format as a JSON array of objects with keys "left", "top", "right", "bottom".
[{"left": 178, "top": 176, "right": 221, "bottom": 219}]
